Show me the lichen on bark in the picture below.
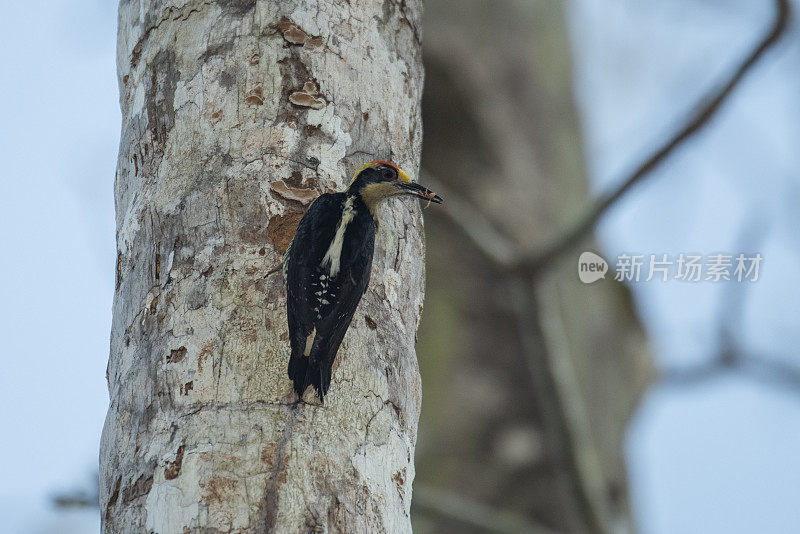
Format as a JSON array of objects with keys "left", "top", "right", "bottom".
[{"left": 101, "top": 1, "right": 425, "bottom": 532}]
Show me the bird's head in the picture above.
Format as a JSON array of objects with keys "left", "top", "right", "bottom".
[{"left": 347, "top": 161, "right": 442, "bottom": 216}]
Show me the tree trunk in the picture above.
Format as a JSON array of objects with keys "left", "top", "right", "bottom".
[
  {"left": 414, "top": 1, "right": 651, "bottom": 532},
  {"left": 100, "top": 1, "right": 424, "bottom": 532}
]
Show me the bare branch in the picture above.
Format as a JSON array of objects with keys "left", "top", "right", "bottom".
[
  {"left": 424, "top": 0, "right": 788, "bottom": 276},
  {"left": 522, "top": 0, "right": 790, "bottom": 273},
  {"left": 52, "top": 492, "right": 99, "bottom": 510},
  {"left": 411, "top": 484, "right": 563, "bottom": 534},
  {"left": 51, "top": 473, "right": 100, "bottom": 510},
  {"left": 421, "top": 172, "right": 522, "bottom": 269},
  {"left": 660, "top": 214, "right": 800, "bottom": 395},
  {"left": 661, "top": 353, "right": 800, "bottom": 396}
]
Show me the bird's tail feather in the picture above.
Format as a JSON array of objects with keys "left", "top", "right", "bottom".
[
  {"left": 295, "top": 356, "right": 332, "bottom": 403},
  {"left": 288, "top": 354, "right": 309, "bottom": 398},
  {"left": 312, "top": 360, "right": 332, "bottom": 402},
  {"left": 288, "top": 353, "right": 332, "bottom": 402}
]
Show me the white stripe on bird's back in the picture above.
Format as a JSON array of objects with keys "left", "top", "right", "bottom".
[{"left": 321, "top": 196, "right": 355, "bottom": 278}]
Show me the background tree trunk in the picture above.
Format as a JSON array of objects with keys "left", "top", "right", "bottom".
[
  {"left": 100, "top": 1, "right": 425, "bottom": 532},
  {"left": 413, "top": 2, "right": 652, "bottom": 533}
]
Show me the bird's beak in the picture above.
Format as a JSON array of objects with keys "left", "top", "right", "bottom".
[{"left": 397, "top": 181, "right": 443, "bottom": 204}]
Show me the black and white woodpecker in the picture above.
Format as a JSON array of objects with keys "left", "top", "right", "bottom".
[{"left": 283, "top": 161, "right": 442, "bottom": 402}]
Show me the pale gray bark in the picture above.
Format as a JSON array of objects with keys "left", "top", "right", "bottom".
[{"left": 100, "top": 1, "right": 424, "bottom": 532}]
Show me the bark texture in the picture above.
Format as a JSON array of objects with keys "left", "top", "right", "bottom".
[{"left": 100, "top": 1, "right": 424, "bottom": 532}]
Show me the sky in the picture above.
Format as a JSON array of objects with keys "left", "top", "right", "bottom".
[
  {"left": 0, "top": 1, "right": 118, "bottom": 532},
  {"left": 0, "top": 1, "right": 798, "bottom": 533},
  {"left": 569, "top": 0, "right": 800, "bottom": 532}
]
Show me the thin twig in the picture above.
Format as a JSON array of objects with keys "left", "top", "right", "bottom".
[
  {"left": 411, "top": 484, "right": 563, "bottom": 534},
  {"left": 660, "top": 215, "right": 800, "bottom": 395},
  {"left": 661, "top": 354, "right": 800, "bottom": 396},
  {"left": 522, "top": 0, "right": 790, "bottom": 274},
  {"left": 52, "top": 492, "right": 99, "bottom": 509}
]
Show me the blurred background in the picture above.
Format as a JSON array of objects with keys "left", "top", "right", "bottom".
[{"left": 1, "top": 1, "right": 799, "bottom": 533}]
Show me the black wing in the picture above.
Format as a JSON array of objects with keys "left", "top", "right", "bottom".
[
  {"left": 304, "top": 224, "right": 375, "bottom": 400},
  {"left": 286, "top": 193, "right": 341, "bottom": 392},
  {"left": 285, "top": 194, "right": 376, "bottom": 401}
]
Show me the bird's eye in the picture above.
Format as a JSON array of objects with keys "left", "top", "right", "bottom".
[{"left": 382, "top": 168, "right": 395, "bottom": 180}]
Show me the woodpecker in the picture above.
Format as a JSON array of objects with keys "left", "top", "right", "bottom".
[{"left": 283, "top": 161, "right": 442, "bottom": 402}]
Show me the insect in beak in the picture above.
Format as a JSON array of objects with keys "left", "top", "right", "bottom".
[{"left": 397, "top": 181, "right": 443, "bottom": 207}]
